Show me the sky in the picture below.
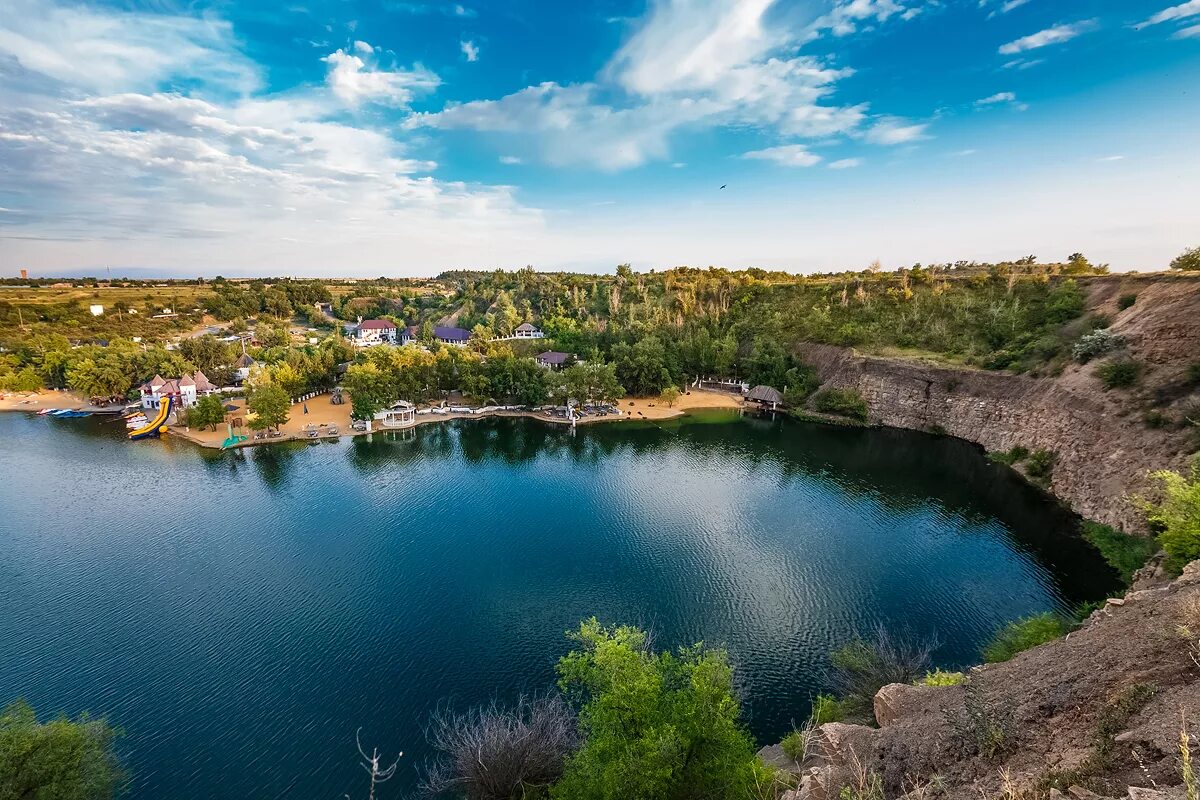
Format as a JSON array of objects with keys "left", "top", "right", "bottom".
[{"left": 0, "top": 0, "right": 1197, "bottom": 277}]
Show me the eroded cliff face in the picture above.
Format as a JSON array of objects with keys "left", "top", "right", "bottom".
[{"left": 797, "top": 275, "right": 1200, "bottom": 533}]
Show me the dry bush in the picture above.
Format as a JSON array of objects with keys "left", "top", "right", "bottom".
[{"left": 418, "top": 693, "right": 579, "bottom": 800}]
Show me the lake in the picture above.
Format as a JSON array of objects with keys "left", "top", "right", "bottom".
[{"left": 0, "top": 410, "right": 1117, "bottom": 798}]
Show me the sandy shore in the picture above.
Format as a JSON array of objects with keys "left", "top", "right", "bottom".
[
  {"left": 169, "top": 387, "right": 746, "bottom": 449},
  {"left": 3, "top": 386, "right": 745, "bottom": 448}
]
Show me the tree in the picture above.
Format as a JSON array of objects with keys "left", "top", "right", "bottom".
[
  {"left": 1140, "top": 458, "right": 1200, "bottom": 571},
  {"left": 660, "top": 386, "right": 680, "bottom": 408},
  {"left": 186, "top": 394, "right": 226, "bottom": 431},
  {"left": 1170, "top": 246, "right": 1200, "bottom": 272},
  {"left": 550, "top": 620, "right": 768, "bottom": 800},
  {"left": 247, "top": 382, "right": 290, "bottom": 432},
  {"left": 611, "top": 338, "right": 671, "bottom": 396},
  {"left": 178, "top": 335, "right": 232, "bottom": 374},
  {"left": 0, "top": 699, "right": 124, "bottom": 800},
  {"left": 344, "top": 362, "right": 395, "bottom": 422}
]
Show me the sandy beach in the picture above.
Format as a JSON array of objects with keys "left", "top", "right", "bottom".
[{"left": 3, "top": 386, "right": 746, "bottom": 449}]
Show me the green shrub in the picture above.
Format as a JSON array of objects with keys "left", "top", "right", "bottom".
[
  {"left": 780, "top": 728, "right": 809, "bottom": 761},
  {"left": 829, "top": 628, "right": 936, "bottom": 714},
  {"left": 983, "top": 612, "right": 1068, "bottom": 663},
  {"left": 1145, "top": 410, "right": 1171, "bottom": 429},
  {"left": 1096, "top": 359, "right": 1143, "bottom": 389},
  {"left": 0, "top": 700, "right": 124, "bottom": 800},
  {"left": 915, "top": 669, "right": 966, "bottom": 686},
  {"left": 551, "top": 619, "right": 763, "bottom": 800},
  {"left": 1140, "top": 460, "right": 1200, "bottom": 572},
  {"left": 1073, "top": 329, "right": 1125, "bottom": 363},
  {"left": 809, "top": 694, "right": 845, "bottom": 726},
  {"left": 1024, "top": 448, "right": 1056, "bottom": 486},
  {"left": 1080, "top": 521, "right": 1159, "bottom": 585},
  {"left": 810, "top": 387, "right": 869, "bottom": 422},
  {"left": 1118, "top": 293, "right": 1137, "bottom": 311},
  {"left": 988, "top": 445, "right": 1029, "bottom": 466},
  {"left": 946, "top": 681, "right": 1016, "bottom": 761}
]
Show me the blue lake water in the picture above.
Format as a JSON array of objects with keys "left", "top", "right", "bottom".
[{"left": 0, "top": 410, "right": 1117, "bottom": 798}]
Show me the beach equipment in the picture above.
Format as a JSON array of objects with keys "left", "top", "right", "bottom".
[{"left": 128, "top": 397, "right": 173, "bottom": 440}]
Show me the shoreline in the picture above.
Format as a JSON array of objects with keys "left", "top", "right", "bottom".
[{"left": 3, "top": 387, "right": 747, "bottom": 450}]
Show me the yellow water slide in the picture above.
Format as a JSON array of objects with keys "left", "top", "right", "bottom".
[{"left": 128, "top": 396, "right": 173, "bottom": 440}]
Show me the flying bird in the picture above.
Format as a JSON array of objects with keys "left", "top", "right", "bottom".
[{"left": 719, "top": 184, "right": 727, "bottom": 190}]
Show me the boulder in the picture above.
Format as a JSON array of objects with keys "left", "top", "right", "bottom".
[
  {"left": 1127, "top": 788, "right": 1169, "bottom": 800},
  {"left": 813, "top": 722, "right": 875, "bottom": 767},
  {"left": 757, "top": 742, "right": 799, "bottom": 772},
  {"left": 873, "top": 682, "right": 927, "bottom": 727},
  {"left": 796, "top": 766, "right": 835, "bottom": 800}
]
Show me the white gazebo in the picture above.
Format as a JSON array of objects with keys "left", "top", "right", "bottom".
[{"left": 373, "top": 401, "right": 417, "bottom": 429}]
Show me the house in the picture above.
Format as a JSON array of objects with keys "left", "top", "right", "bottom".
[
  {"left": 351, "top": 318, "right": 398, "bottom": 345},
  {"left": 434, "top": 326, "right": 471, "bottom": 346},
  {"left": 233, "top": 353, "right": 256, "bottom": 383},
  {"left": 313, "top": 302, "right": 334, "bottom": 317},
  {"left": 373, "top": 400, "right": 416, "bottom": 429},
  {"left": 514, "top": 322, "right": 544, "bottom": 339},
  {"left": 536, "top": 351, "right": 572, "bottom": 370},
  {"left": 747, "top": 384, "right": 785, "bottom": 410},
  {"left": 139, "top": 371, "right": 218, "bottom": 410},
  {"left": 399, "top": 326, "right": 419, "bottom": 346}
]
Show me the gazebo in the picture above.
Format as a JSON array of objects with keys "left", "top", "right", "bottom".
[
  {"left": 747, "top": 385, "right": 785, "bottom": 410},
  {"left": 373, "top": 401, "right": 417, "bottom": 429}
]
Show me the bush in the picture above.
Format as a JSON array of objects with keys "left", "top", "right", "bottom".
[
  {"left": 830, "top": 627, "right": 937, "bottom": 714},
  {"left": 982, "top": 613, "right": 1068, "bottom": 663},
  {"left": 811, "top": 387, "right": 869, "bottom": 422},
  {"left": 1170, "top": 245, "right": 1200, "bottom": 271},
  {"left": 419, "top": 694, "right": 578, "bottom": 800},
  {"left": 1080, "top": 521, "right": 1159, "bottom": 585},
  {"left": 915, "top": 669, "right": 966, "bottom": 687},
  {"left": 1023, "top": 448, "right": 1056, "bottom": 487},
  {"left": 809, "top": 694, "right": 845, "bottom": 726},
  {"left": 988, "top": 445, "right": 1029, "bottom": 466},
  {"left": 1073, "top": 329, "right": 1125, "bottom": 363},
  {"left": 1140, "top": 460, "right": 1200, "bottom": 572},
  {"left": 1096, "top": 359, "right": 1143, "bottom": 389},
  {"left": 0, "top": 700, "right": 124, "bottom": 800},
  {"left": 946, "top": 681, "right": 1016, "bottom": 760},
  {"left": 1118, "top": 293, "right": 1137, "bottom": 311},
  {"left": 1145, "top": 410, "right": 1171, "bottom": 429},
  {"left": 780, "top": 727, "right": 811, "bottom": 762},
  {"left": 551, "top": 619, "right": 765, "bottom": 800}
]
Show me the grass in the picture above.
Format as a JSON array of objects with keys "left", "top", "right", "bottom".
[
  {"left": 983, "top": 613, "right": 1068, "bottom": 663},
  {"left": 988, "top": 445, "right": 1029, "bottom": 466},
  {"left": 915, "top": 669, "right": 966, "bottom": 687},
  {"left": 1080, "top": 521, "right": 1159, "bottom": 585},
  {"left": 809, "top": 694, "right": 846, "bottom": 725},
  {"left": 1024, "top": 448, "right": 1056, "bottom": 487}
]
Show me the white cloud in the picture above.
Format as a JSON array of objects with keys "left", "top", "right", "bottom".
[
  {"left": 863, "top": 117, "right": 928, "bottom": 145},
  {"left": 998, "top": 21, "right": 1096, "bottom": 54},
  {"left": 322, "top": 46, "right": 439, "bottom": 106},
  {"left": 810, "top": 0, "right": 910, "bottom": 38},
  {"left": 353, "top": 40, "right": 374, "bottom": 54},
  {"left": 1002, "top": 57, "right": 1045, "bottom": 69},
  {"left": 499, "top": 155, "right": 522, "bottom": 164},
  {"left": 742, "top": 144, "right": 822, "bottom": 167},
  {"left": 1097, "top": 155, "right": 1125, "bottom": 162},
  {"left": 983, "top": 0, "right": 1033, "bottom": 18},
  {"left": 974, "top": 91, "right": 1028, "bottom": 110},
  {"left": 1134, "top": 0, "right": 1200, "bottom": 29},
  {"left": 1174, "top": 22, "right": 1200, "bottom": 37},
  {"left": 951, "top": 149, "right": 978, "bottom": 156},
  {"left": 460, "top": 39, "right": 479, "bottom": 62},
  {"left": 828, "top": 158, "right": 862, "bottom": 169},
  {"left": 0, "top": 0, "right": 259, "bottom": 94}
]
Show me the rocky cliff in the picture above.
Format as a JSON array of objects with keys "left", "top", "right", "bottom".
[
  {"left": 763, "top": 559, "right": 1200, "bottom": 800},
  {"left": 797, "top": 274, "right": 1200, "bottom": 532}
]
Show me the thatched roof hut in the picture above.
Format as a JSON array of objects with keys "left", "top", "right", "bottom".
[{"left": 747, "top": 385, "right": 785, "bottom": 408}]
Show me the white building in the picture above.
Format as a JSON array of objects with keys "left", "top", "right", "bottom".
[
  {"left": 373, "top": 401, "right": 416, "bottom": 429},
  {"left": 350, "top": 318, "right": 398, "bottom": 345},
  {"left": 89, "top": 304, "right": 104, "bottom": 316},
  {"left": 139, "top": 372, "right": 218, "bottom": 410},
  {"left": 513, "top": 322, "right": 544, "bottom": 339},
  {"left": 233, "top": 353, "right": 256, "bottom": 384}
]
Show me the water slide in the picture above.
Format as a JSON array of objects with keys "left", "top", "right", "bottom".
[{"left": 128, "top": 396, "right": 173, "bottom": 440}]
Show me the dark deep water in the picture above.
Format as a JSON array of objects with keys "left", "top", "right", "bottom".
[{"left": 0, "top": 410, "right": 1118, "bottom": 799}]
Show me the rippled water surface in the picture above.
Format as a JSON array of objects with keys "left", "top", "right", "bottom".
[{"left": 0, "top": 410, "right": 1116, "bottom": 798}]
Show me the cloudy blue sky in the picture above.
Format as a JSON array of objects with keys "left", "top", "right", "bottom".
[{"left": 0, "top": 0, "right": 1197, "bottom": 276}]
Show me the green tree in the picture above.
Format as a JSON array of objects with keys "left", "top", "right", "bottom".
[
  {"left": 178, "top": 335, "right": 232, "bottom": 374},
  {"left": 186, "top": 394, "right": 227, "bottom": 431},
  {"left": 550, "top": 620, "right": 768, "bottom": 800},
  {"left": 1170, "top": 246, "right": 1200, "bottom": 272},
  {"left": 611, "top": 338, "right": 671, "bottom": 396},
  {"left": 343, "top": 362, "right": 395, "bottom": 422},
  {"left": 247, "top": 382, "right": 290, "bottom": 432},
  {"left": 0, "top": 699, "right": 124, "bottom": 800},
  {"left": 660, "top": 386, "right": 680, "bottom": 408},
  {"left": 1140, "top": 459, "right": 1200, "bottom": 571}
]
